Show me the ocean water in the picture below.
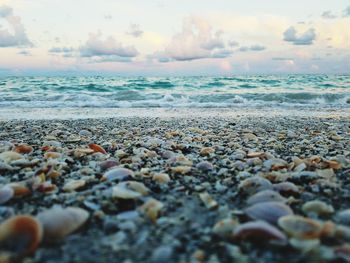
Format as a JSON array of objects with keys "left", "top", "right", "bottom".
[{"left": 0, "top": 75, "right": 349, "bottom": 109}]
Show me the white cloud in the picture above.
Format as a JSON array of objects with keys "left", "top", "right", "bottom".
[
  {"left": 80, "top": 32, "right": 139, "bottom": 59},
  {"left": 126, "top": 24, "right": 143, "bottom": 38},
  {"left": 0, "top": 5, "right": 32, "bottom": 47},
  {"left": 283, "top": 26, "right": 316, "bottom": 45}
]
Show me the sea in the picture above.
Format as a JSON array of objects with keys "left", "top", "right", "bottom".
[{"left": 0, "top": 75, "right": 349, "bottom": 119}]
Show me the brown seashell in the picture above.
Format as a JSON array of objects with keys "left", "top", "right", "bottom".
[
  {"left": 88, "top": 144, "right": 107, "bottom": 154},
  {"left": 152, "top": 173, "right": 171, "bottom": 184},
  {"left": 171, "top": 166, "right": 191, "bottom": 175},
  {"left": 233, "top": 221, "right": 287, "bottom": 243},
  {"left": 0, "top": 185, "right": 14, "bottom": 204},
  {"left": 112, "top": 181, "right": 149, "bottom": 199},
  {"left": 239, "top": 176, "right": 272, "bottom": 195},
  {"left": 37, "top": 182, "right": 58, "bottom": 194},
  {"left": 245, "top": 202, "right": 293, "bottom": 225},
  {"left": 272, "top": 182, "right": 300, "bottom": 196},
  {"left": 102, "top": 167, "right": 134, "bottom": 181},
  {"left": 324, "top": 160, "right": 341, "bottom": 170},
  {"left": 247, "top": 190, "right": 287, "bottom": 205},
  {"left": 0, "top": 215, "right": 43, "bottom": 256},
  {"left": 278, "top": 215, "right": 324, "bottom": 239},
  {"left": 8, "top": 183, "right": 31, "bottom": 197},
  {"left": 139, "top": 198, "right": 164, "bottom": 223},
  {"left": 247, "top": 152, "right": 265, "bottom": 158},
  {"left": 200, "top": 147, "right": 215, "bottom": 156},
  {"left": 44, "top": 152, "right": 62, "bottom": 159},
  {"left": 37, "top": 206, "right": 89, "bottom": 240},
  {"left": 14, "top": 144, "right": 33, "bottom": 154}
]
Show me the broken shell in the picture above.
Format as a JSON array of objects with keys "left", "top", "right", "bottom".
[
  {"left": 139, "top": 198, "right": 164, "bottom": 223},
  {"left": 152, "top": 173, "right": 171, "bottom": 184},
  {"left": 325, "top": 160, "right": 341, "bottom": 170},
  {"left": 88, "top": 143, "right": 107, "bottom": 154},
  {"left": 233, "top": 221, "right": 287, "bottom": 243},
  {"left": 63, "top": 180, "right": 86, "bottom": 192},
  {"left": 213, "top": 218, "right": 239, "bottom": 237},
  {"left": 245, "top": 202, "right": 293, "bottom": 225},
  {"left": 73, "top": 148, "right": 94, "bottom": 158},
  {"left": 112, "top": 181, "right": 149, "bottom": 199},
  {"left": 278, "top": 215, "right": 324, "bottom": 239},
  {"left": 302, "top": 201, "right": 334, "bottom": 216},
  {"left": 200, "top": 147, "right": 215, "bottom": 156},
  {"left": 44, "top": 152, "right": 62, "bottom": 159},
  {"left": 171, "top": 166, "right": 191, "bottom": 174},
  {"left": 0, "top": 185, "right": 14, "bottom": 204},
  {"left": 0, "top": 215, "right": 43, "bottom": 256},
  {"left": 247, "top": 152, "right": 265, "bottom": 158},
  {"left": 14, "top": 144, "right": 33, "bottom": 154},
  {"left": 37, "top": 206, "right": 89, "bottom": 240},
  {"left": 0, "top": 151, "right": 23, "bottom": 164},
  {"left": 196, "top": 161, "right": 214, "bottom": 171},
  {"left": 102, "top": 167, "right": 134, "bottom": 181},
  {"left": 247, "top": 190, "right": 287, "bottom": 205},
  {"left": 199, "top": 192, "right": 218, "bottom": 210},
  {"left": 238, "top": 176, "right": 272, "bottom": 195}
]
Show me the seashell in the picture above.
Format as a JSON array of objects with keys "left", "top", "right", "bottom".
[
  {"left": 302, "top": 201, "right": 334, "bottom": 216},
  {"left": 152, "top": 173, "right": 171, "bottom": 184},
  {"left": 200, "top": 147, "right": 215, "bottom": 156},
  {"left": 289, "top": 238, "right": 320, "bottom": 253},
  {"left": 238, "top": 176, "right": 272, "bottom": 195},
  {"left": 245, "top": 202, "right": 293, "bottom": 225},
  {"left": 324, "top": 160, "right": 341, "bottom": 170},
  {"left": 63, "top": 180, "right": 86, "bottom": 192},
  {"left": 334, "top": 224, "right": 350, "bottom": 241},
  {"left": 247, "top": 152, "right": 265, "bottom": 158},
  {"left": 336, "top": 209, "right": 350, "bottom": 225},
  {"left": 37, "top": 182, "right": 58, "bottom": 194},
  {"left": 243, "top": 133, "right": 258, "bottom": 141},
  {"left": 233, "top": 221, "right": 287, "bottom": 243},
  {"left": 102, "top": 167, "right": 134, "bottom": 181},
  {"left": 99, "top": 160, "right": 119, "bottom": 171},
  {"left": 171, "top": 166, "right": 191, "bottom": 174},
  {"left": 334, "top": 244, "right": 350, "bottom": 261},
  {"left": 247, "top": 190, "right": 287, "bottom": 205},
  {"left": 272, "top": 182, "right": 299, "bottom": 196},
  {"left": 0, "top": 215, "right": 43, "bottom": 256},
  {"left": 263, "top": 159, "right": 288, "bottom": 171},
  {"left": 44, "top": 152, "right": 62, "bottom": 159},
  {"left": 212, "top": 218, "right": 239, "bottom": 237},
  {"left": 112, "top": 181, "right": 149, "bottom": 199},
  {"left": 47, "top": 169, "right": 61, "bottom": 179},
  {"left": 79, "top": 129, "right": 92, "bottom": 137},
  {"left": 37, "top": 206, "right": 89, "bottom": 240},
  {"left": 278, "top": 215, "right": 324, "bottom": 239},
  {"left": 8, "top": 183, "right": 31, "bottom": 197},
  {"left": 0, "top": 151, "right": 23, "bottom": 164},
  {"left": 196, "top": 161, "right": 214, "bottom": 171},
  {"left": 139, "top": 198, "right": 164, "bottom": 223},
  {"left": 14, "top": 144, "right": 33, "bottom": 154},
  {"left": 199, "top": 192, "right": 218, "bottom": 210},
  {"left": 88, "top": 143, "right": 107, "bottom": 154},
  {"left": 73, "top": 148, "right": 94, "bottom": 158},
  {"left": 0, "top": 185, "right": 14, "bottom": 204}
]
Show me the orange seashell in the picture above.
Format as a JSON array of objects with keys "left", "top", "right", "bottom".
[
  {"left": 9, "top": 183, "right": 31, "bottom": 197},
  {"left": 0, "top": 215, "right": 43, "bottom": 256},
  {"left": 88, "top": 144, "right": 107, "bottom": 154},
  {"left": 14, "top": 144, "right": 33, "bottom": 154},
  {"left": 44, "top": 152, "right": 61, "bottom": 159}
]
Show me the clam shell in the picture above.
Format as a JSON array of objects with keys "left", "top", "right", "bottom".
[
  {"left": 63, "top": 180, "right": 86, "bottom": 192},
  {"left": 278, "top": 215, "right": 324, "bottom": 239},
  {"left": 247, "top": 190, "right": 287, "bottom": 205},
  {"left": 102, "top": 167, "right": 134, "bottom": 181},
  {"left": 245, "top": 202, "right": 293, "bottom": 225},
  {"left": 272, "top": 182, "right": 299, "bottom": 196},
  {"left": 37, "top": 206, "right": 89, "bottom": 240},
  {"left": 239, "top": 176, "right": 272, "bottom": 195},
  {"left": 139, "top": 198, "right": 164, "bottom": 222},
  {"left": 302, "top": 201, "right": 334, "bottom": 216},
  {"left": 112, "top": 181, "right": 149, "bottom": 199},
  {"left": 0, "top": 185, "right": 14, "bottom": 204},
  {"left": 213, "top": 218, "right": 239, "bottom": 237},
  {"left": 14, "top": 144, "right": 33, "bottom": 154},
  {"left": 0, "top": 215, "right": 43, "bottom": 256},
  {"left": 88, "top": 143, "right": 107, "bottom": 154},
  {"left": 152, "top": 173, "right": 171, "bottom": 184},
  {"left": 233, "top": 221, "right": 287, "bottom": 243}
]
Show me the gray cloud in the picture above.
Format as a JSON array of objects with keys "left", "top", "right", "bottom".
[
  {"left": 80, "top": 33, "right": 139, "bottom": 60},
  {"left": 239, "top": 45, "right": 266, "bottom": 52},
  {"left": 322, "top": 11, "right": 337, "bottom": 19},
  {"left": 283, "top": 26, "right": 316, "bottom": 45},
  {"left": 49, "top": 47, "right": 75, "bottom": 53},
  {"left": 126, "top": 24, "right": 143, "bottom": 38},
  {"left": 18, "top": 50, "right": 31, "bottom": 56},
  {"left": 0, "top": 5, "right": 32, "bottom": 47}
]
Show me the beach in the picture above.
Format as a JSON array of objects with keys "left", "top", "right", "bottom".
[{"left": 1, "top": 109, "right": 350, "bottom": 262}]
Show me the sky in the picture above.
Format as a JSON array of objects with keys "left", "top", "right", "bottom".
[{"left": 0, "top": 0, "right": 350, "bottom": 76}]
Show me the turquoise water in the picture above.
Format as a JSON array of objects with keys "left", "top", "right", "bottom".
[{"left": 0, "top": 75, "right": 349, "bottom": 108}]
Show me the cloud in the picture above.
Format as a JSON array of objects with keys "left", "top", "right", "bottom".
[
  {"left": 322, "top": 11, "right": 337, "bottom": 19},
  {"left": 238, "top": 45, "right": 266, "bottom": 52},
  {"left": 49, "top": 47, "right": 75, "bottom": 53},
  {"left": 228, "top": 40, "right": 239, "bottom": 47},
  {"left": 153, "top": 17, "right": 229, "bottom": 62},
  {"left": 283, "top": 26, "right": 316, "bottom": 45},
  {"left": 80, "top": 33, "right": 139, "bottom": 59},
  {"left": 0, "top": 5, "right": 32, "bottom": 47},
  {"left": 126, "top": 24, "right": 143, "bottom": 38},
  {"left": 18, "top": 50, "right": 31, "bottom": 56}
]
